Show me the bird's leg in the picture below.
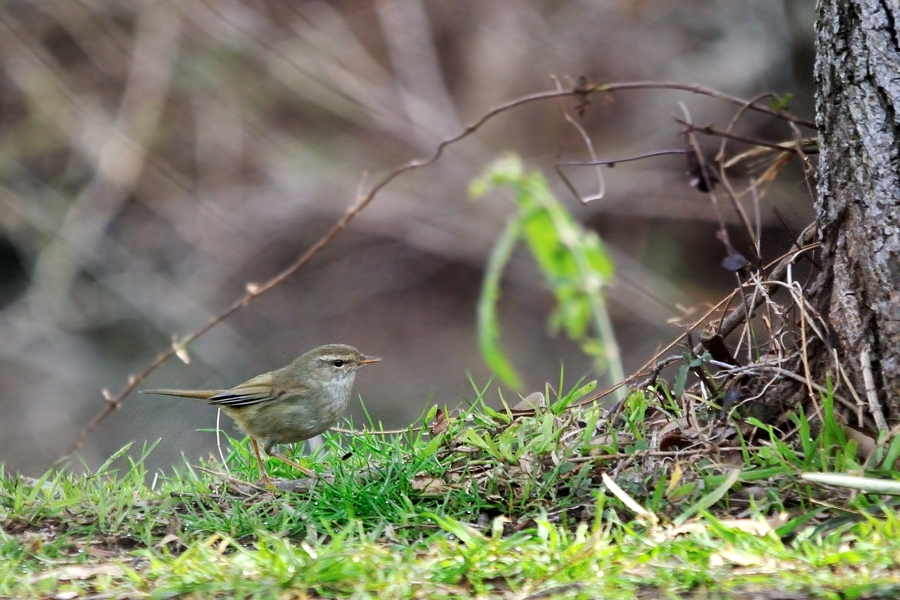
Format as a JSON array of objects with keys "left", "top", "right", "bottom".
[
  {"left": 261, "top": 439, "right": 317, "bottom": 479},
  {"left": 250, "top": 438, "right": 272, "bottom": 485},
  {"left": 269, "top": 452, "right": 317, "bottom": 478}
]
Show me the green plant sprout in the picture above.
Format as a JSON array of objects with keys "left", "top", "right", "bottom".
[{"left": 470, "top": 154, "right": 623, "bottom": 393}]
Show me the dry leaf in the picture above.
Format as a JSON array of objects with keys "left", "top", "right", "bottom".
[
  {"left": 410, "top": 476, "right": 448, "bottom": 495},
  {"left": 840, "top": 423, "right": 877, "bottom": 461},
  {"left": 668, "top": 513, "right": 787, "bottom": 538},
  {"left": 29, "top": 563, "right": 124, "bottom": 584},
  {"left": 709, "top": 548, "right": 770, "bottom": 568},
  {"left": 513, "top": 392, "right": 546, "bottom": 411},
  {"left": 429, "top": 407, "right": 450, "bottom": 436},
  {"left": 155, "top": 533, "right": 182, "bottom": 548}
]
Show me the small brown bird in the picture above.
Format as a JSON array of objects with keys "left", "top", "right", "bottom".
[{"left": 141, "top": 344, "right": 379, "bottom": 482}]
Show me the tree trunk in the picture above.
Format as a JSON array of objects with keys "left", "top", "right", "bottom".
[{"left": 813, "top": 0, "right": 900, "bottom": 426}]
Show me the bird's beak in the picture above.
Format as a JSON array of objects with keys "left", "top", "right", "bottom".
[{"left": 359, "top": 355, "right": 381, "bottom": 365}]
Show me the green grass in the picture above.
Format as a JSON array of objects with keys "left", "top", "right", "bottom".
[{"left": 3, "top": 381, "right": 900, "bottom": 598}]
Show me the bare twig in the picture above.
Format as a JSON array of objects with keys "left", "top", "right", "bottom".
[
  {"left": 329, "top": 425, "right": 423, "bottom": 436},
  {"left": 678, "top": 103, "right": 735, "bottom": 254},
  {"left": 66, "top": 87, "right": 577, "bottom": 453},
  {"left": 552, "top": 75, "right": 605, "bottom": 203},
  {"left": 591, "top": 82, "right": 815, "bottom": 128},
  {"left": 861, "top": 349, "right": 889, "bottom": 431},
  {"left": 557, "top": 149, "right": 687, "bottom": 167},
  {"left": 67, "top": 79, "right": 818, "bottom": 454},
  {"left": 571, "top": 233, "right": 820, "bottom": 409},
  {"left": 676, "top": 119, "right": 801, "bottom": 154},
  {"left": 707, "top": 360, "right": 855, "bottom": 413}
]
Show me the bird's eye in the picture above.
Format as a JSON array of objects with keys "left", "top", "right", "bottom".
[{"left": 332, "top": 359, "right": 345, "bottom": 367}]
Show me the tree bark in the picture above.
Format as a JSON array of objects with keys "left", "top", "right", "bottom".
[{"left": 814, "top": 0, "right": 900, "bottom": 425}]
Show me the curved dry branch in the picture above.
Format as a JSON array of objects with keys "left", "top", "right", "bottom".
[{"left": 66, "top": 79, "right": 815, "bottom": 455}]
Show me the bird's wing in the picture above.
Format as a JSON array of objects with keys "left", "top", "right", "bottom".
[{"left": 207, "top": 372, "right": 278, "bottom": 408}]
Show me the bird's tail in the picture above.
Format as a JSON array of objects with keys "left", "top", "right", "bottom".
[{"left": 139, "top": 388, "right": 219, "bottom": 400}]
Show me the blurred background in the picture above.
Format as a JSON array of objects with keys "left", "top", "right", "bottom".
[{"left": 0, "top": 0, "right": 816, "bottom": 474}]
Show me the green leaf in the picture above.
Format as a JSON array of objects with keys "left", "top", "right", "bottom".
[
  {"left": 673, "top": 362, "right": 690, "bottom": 399},
  {"left": 673, "top": 469, "right": 741, "bottom": 526},
  {"left": 768, "top": 93, "right": 793, "bottom": 111},
  {"left": 476, "top": 216, "right": 524, "bottom": 389},
  {"left": 471, "top": 154, "right": 621, "bottom": 389}
]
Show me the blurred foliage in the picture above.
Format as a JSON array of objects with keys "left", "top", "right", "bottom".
[{"left": 470, "top": 155, "right": 619, "bottom": 389}]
